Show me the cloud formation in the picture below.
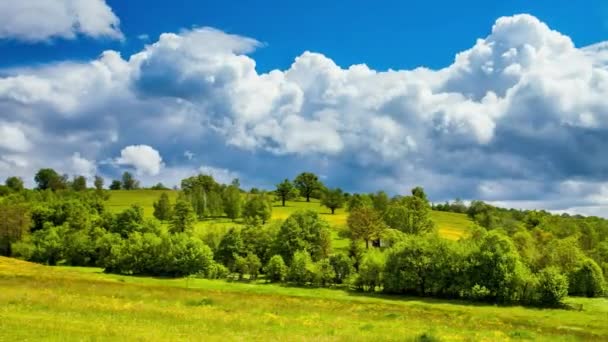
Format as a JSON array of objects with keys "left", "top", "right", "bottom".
[
  {"left": 1, "top": 14, "right": 608, "bottom": 215},
  {"left": 115, "top": 145, "right": 164, "bottom": 176},
  {"left": 0, "top": 0, "right": 122, "bottom": 42}
]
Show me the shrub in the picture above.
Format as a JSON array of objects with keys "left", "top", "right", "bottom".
[
  {"left": 264, "top": 255, "right": 288, "bottom": 282},
  {"left": 534, "top": 267, "right": 568, "bottom": 306},
  {"left": 329, "top": 253, "right": 354, "bottom": 284},
  {"left": 569, "top": 258, "right": 605, "bottom": 297},
  {"left": 356, "top": 250, "right": 385, "bottom": 292},
  {"left": 288, "top": 250, "right": 315, "bottom": 285}
]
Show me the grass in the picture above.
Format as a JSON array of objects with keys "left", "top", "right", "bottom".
[
  {"left": 1, "top": 257, "right": 607, "bottom": 341},
  {"left": 105, "top": 190, "right": 474, "bottom": 243}
]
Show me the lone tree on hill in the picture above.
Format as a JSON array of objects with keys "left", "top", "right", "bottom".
[
  {"left": 321, "top": 188, "right": 345, "bottom": 214},
  {"left": 294, "top": 172, "right": 322, "bottom": 202}
]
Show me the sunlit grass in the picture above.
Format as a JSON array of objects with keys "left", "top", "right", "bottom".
[
  {"left": 1, "top": 257, "right": 607, "bottom": 341},
  {"left": 106, "top": 191, "right": 473, "bottom": 247}
]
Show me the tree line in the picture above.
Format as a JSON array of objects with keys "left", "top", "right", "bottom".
[{"left": 0, "top": 169, "right": 606, "bottom": 307}]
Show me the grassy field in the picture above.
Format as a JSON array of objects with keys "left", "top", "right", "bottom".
[
  {"left": 1, "top": 257, "right": 607, "bottom": 341},
  {"left": 105, "top": 190, "right": 473, "bottom": 242}
]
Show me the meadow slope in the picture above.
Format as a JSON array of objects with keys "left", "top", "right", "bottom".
[{"left": 1, "top": 257, "right": 607, "bottom": 341}]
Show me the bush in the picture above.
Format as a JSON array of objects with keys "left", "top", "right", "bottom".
[
  {"left": 356, "top": 250, "right": 385, "bottom": 292},
  {"left": 569, "top": 258, "right": 605, "bottom": 297},
  {"left": 264, "top": 255, "right": 287, "bottom": 282},
  {"left": 204, "top": 262, "right": 229, "bottom": 279},
  {"left": 534, "top": 267, "right": 568, "bottom": 306},
  {"left": 313, "top": 258, "right": 336, "bottom": 287},
  {"left": 288, "top": 250, "right": 315, "bottom": 285},
  {"left": 329, "top": 253, "right": 354, "bottom": 284}
]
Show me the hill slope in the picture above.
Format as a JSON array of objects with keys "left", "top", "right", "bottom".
[
  {"left": 1, "top": 257, "right": 606, "bottom": 341},
  {"left": 106, "top": 190, "right": 473, "bottom": 240}
]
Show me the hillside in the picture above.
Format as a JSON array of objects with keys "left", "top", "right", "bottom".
[
  {"left": 1, "top": 257, "right": 607, "bottom": 341},
  {"left": 105, "top": 190, "right": 473, "bottom": 241}
]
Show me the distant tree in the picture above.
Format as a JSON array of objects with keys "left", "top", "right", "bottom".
[
  {"left": 150, "top": 183, "right": 169, "bottom": 190},
  {"left": 94, "top": 175, "right": 104, "bottom": 191},
  {"left": 72, "top": 175, "right": 87, "bottom": 191},
  {"left": 223, "top": 185, "right": 242, "bottom": 220},
  {"left": 294, "top": 172, "right": 322, "bottom": 202},
  {"left": 109, "top": 180, "right": 122, "bottom": 190},
  {"left": 347, "top": 194, "right": 373, "bottom": 212},
  {"left": 370, "top": 191, "right": 390, "bottom": 213},
  {"left": 383, "top": 196, "right": 434, "bottom": 235},
  {"left": 170, "top": 200, "right": 196, "bottom": 233},
  {"left": 347, "top": 207, "right": 385, "bottom": 249},
  {"left": 321, "top": 188, "right": 345, "bottom": 214},
  {"left": 153, "top": 193, "right": 173, "bottom": 221},
  {"left": 121, "top": 172, "right": 139, "bottom": 190},
  {"left": 411, "top": 186, "right": 428, "bottom": 202},
  {"left": 34, "top": 168, "right": 66, "bottom": 191},
  {"left": 275, "top": 179, "right": 298, "bottom": 206},
  {"left": 5, "top": 176, "right": 24, "bottom": 192},
  {"left": 243, "top": 194, "right": 272, "bottom": 224}
]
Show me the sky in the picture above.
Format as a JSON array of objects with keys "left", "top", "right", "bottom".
[{"left": 1, "top": 0, "right": 608, "bottom": 216}]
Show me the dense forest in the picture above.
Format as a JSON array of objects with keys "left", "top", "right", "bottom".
[{"left": 0, "top": 169, "right": 606, "bottom": 308}]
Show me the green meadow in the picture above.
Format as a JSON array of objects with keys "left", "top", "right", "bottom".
[{"left": 1, "top": 257, "right": 607, "bottom": 341}]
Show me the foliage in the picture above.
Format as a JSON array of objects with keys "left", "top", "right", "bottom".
[
  {"left": 121, "top": 172, "right": 140, "bottom": 190},
  {"left": 170, "top": 200, "right": 196, "bottom": 233},
  {"left": 264, "top": 255, "right": 288, "bottom": 282},
  {"left": 153, "top": 192, "right": 173, "bottom": 221},
  {"left": 275, "top": 179, "right": 298, "bottom": 206},
  {"left": 242, "top": 194, "right": 272, "bottom": 223},
  {"left": 347, "top": 207, "right": 385, "bottom": 248},
  {"left": 569, "top": 258, "right": 605, "bottom": 297},
  {"left": 320, "top": 187, "right": 345, "bottom": 214},
  {"left": 223, "top": 185, "right": 242, "bottom": 220},
  {"left": 534, "top": 267, "right": 569, "bottom": 306},
  {"left": 109, "top": 180, "right": 122, "bottom": 190},
  {"left": 288, "top": 250, "right": 315, "bottom": 285},
  {"left": 275, "top": 210, "right": 332, "bottom": 263},
  {"left": 294, "top": 172, "right": 322, "bottom": 202},
  {"left": 5, "top": 176, "right": 24, "bottom": 192}
]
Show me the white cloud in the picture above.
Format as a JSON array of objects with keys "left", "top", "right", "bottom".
[
  {"left": 70, "top": 152, "right": 96, "bottom": 179},
  {"left": 116, "top": 145, "right": 164, "bottom": 176},
  {"left": 2, "top": 14, "right": 608, "bottom": 215},
  {"left": 0, "top": 0, "right": 122, "bottom": 42},
  {"left": 199, "top": 165, "right": 239, "bottom": 184},
  {"left": 0, "top": 123, "right": 31, "bottom": 152}
]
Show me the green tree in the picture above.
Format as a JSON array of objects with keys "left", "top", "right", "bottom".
[
  {"left": 347, "top": 194, "right": 373, "bottom": 212},
  {"left": 314, "top": 258, "right": 336, "bottom": 286},
  {"left": 72, "top": 175, "right": 87, "bottom": 191},
  {"left": 411, "top": 186, "right": 428, "bottom": 202},
  {"left": 223, "top": 185, "right": 242, "bottom": 220},
  {"left": 243, "top": 194, "right": 272, "bottom": 223},
  {"left": 153, "top": 193, "right": 173, "bottom": 221},
  {"left": 264, "top": 255, "right": 288, "bottom": 282},
  {"left": 384, "top": 196, "right": 434, "bottom": 235},
  {"left": 294, "top": 172, "right": 322, "bottom": 202},
  {"left": 5, "top": 176, "right": 24, "bottom": 192},
  {"left": 535, "top": 267, "right": 569, "bottom": 306},
  {"left": 347, "top": 207, "right": 385, "bottom": 249},
  {"left": 216, "top": 228, "right": 244, "bottom": 270},
  {"left": 355, "top": 250, "right": 386, "bottom": 292},
  {"left": 121, "top": 172, "right": 139, "bottom": 190},
  {"left": 34, "top": 168, "right": 66, "bottom": 191},
  {"left": 370, "top": 191, "right": 389, "bottom": 213},
  {"left": 275, "top": 210, "right": 332, "bottom": 263},
  {"left": 94, "top": 175, "right": 104, "bottom": 191},
  {"left": 569, "top": 258, "right": 605, "bottom": 297},
  {"left": 170, "top": 200, "right": 196, "bottom": 233},
  {"left": 0, "top": 203, "right": 31, "bottom": 256},
  {"left": 109, "top": 180, "right": 121, "bottom": 190},
  {"left": 288, "top": 250, "right": 315, "bottom": 285},
  {"left": 329, "top": 253, "right": 354, "bottom": 284},
  {"left": 276, "top": 179, "right": 298, "bottom": 206},
  {"left": 321, "top": 188, "right": 345, "bottom": 214}
]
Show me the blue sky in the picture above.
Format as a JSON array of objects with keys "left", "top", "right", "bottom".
[
  {"left": 1, "top": 1, "right": 608, "bottom": 216},
  {"left": 2, "top": 1, "right": 608, "bottom": 71}
]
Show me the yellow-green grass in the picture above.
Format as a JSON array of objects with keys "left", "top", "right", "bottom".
[
  {"left": 105, "top": 191, "right": 473, "bottom": 242},
  {"left": 1, "top": 257, "right": 607, "bottom": 341}
]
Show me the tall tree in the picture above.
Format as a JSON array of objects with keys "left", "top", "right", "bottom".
[
  {"left": 411, "top": 186, "right": 428, "bottom": 202},
  {"left": 275, "top": 179, "right": 298, "bottom": 206},
  {"left": 72, "top": 175, "right": 87, "bottom": 191},
  {"left": 94, "top": 175, "right": 104, "bottom": 191},
  {"left": 170, "top": 200, "right": 196, "bottom": 233},
  {"left": 34, "top": 168, "right": 65, "bottom": 191},
  {"left": 121, "top": 172, "right": 139, "bottom": 190},
  {"left": 347, "top": 207, "right": 385, "bottom": 249},
  {"left": 383, "top": 196, "right": 434, "bottom": 235},
  {"left": 223, "top": 185, "right": 242, "bottom": 220},
  {"left": 5, "top": 177, "right": 24, "bottom": 192},
  {"left": 370, "top": 191, "right": 390, "bottom": 213},
  {"left": 294, "top": 172, "right": 322, "bottom": 202},
  {"left": 153, "top": 193, "right": 173, "bottom": 221},
  {"left": 321, "top": 188, "right": 345, "bottom": 214}
]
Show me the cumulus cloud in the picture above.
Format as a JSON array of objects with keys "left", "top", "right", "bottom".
[
  {"left": 116, "top": 145, "right": 164, "bottom": 176},
  {"left": 2, "top": 14, "right": 608, "bottom": 215},
  {"left": 0, "top": 122, "right": 31, "bottom": 152},
  {"left": 70, "top": 153, "right": 96, "bottom": 179},
  {"left": 0, "top": 0, "right": 122, "bottom": 42}
]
